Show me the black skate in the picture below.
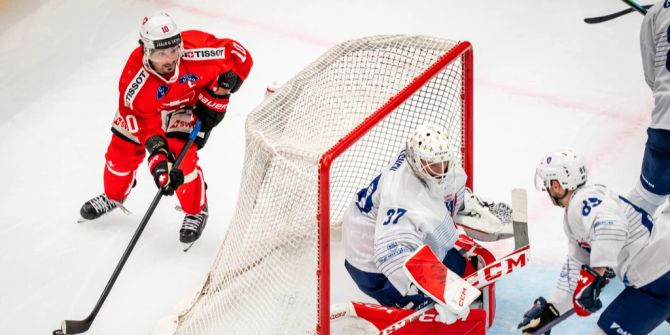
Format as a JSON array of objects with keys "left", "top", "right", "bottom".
[
  {"left": 180, "top": 205, "right": 208, "bottom": 245},
  {"left": 79, "top": 194, "right": 125, "bottom": 222}
]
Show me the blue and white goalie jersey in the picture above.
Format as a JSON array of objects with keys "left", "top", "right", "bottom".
[
  {"left": 342, "top": 150, "right": 467, "bottom": 296},
  {"left": 549, "top": 184, "right": 670, "bottom": 313}
]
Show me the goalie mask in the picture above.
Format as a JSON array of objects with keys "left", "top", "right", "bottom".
[
  {"left": 406, "top": 123, "right": 457, "bottom": 194},
  {"left": 535, "top": 149, "right": 588, "bottom": 193},
  {"left": 139, "top": 13, "right": 182, "bottom": 78}
]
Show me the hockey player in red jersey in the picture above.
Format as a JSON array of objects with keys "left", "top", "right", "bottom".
[{"left": 79, "top": 13, "right": 252, "bottom": 243}]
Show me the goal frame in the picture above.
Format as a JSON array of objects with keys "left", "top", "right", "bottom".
[{"left": 316, "top": 41, "right": 474, "bottom": 335}]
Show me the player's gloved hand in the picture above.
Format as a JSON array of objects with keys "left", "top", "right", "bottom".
[
  {"left": 517, "top": 296, "right": 560, "bottom": 335},
  {"left": 146, "top": 135, "right": 184, "bottom": 196},
  {"left": 573, "top": 265, "right": 610, "bottom": 316},
  {"left": 194, "top": 89, "right": 229, "bottom": 134},
  {"left": 434, "top": 303, "right": 470, "bottom": 325},
  {"left": 218, "top": 70, "right": 243, "bottom": 93}
]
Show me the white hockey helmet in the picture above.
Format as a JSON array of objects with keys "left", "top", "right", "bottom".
[
  {"left": 406, "top": 122, "right": 456, "bottom": 191},
  {"left": 534, "top": 149, "right": 588, "bottom": 192},
  {"left": 139, "top": 13, "right": 182, "bottom": 58}
]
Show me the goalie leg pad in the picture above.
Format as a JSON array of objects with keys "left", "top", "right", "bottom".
[{"left": 332, "top": 302, "right": 487, "bottom": 335}]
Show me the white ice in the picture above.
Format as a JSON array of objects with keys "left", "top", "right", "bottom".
[{"left": 0, "top": 0, "right": 668, "bottom": 334}]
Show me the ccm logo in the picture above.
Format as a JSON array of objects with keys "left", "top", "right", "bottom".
[
  {"left": 329, "top": 311, "right": 346, "bottom": 320},
  {"left": 458, "top": 287, "right": 468, "bottom": 307},
  {"left": 470, "top": 251, "right": 527, "bottom": 287}
]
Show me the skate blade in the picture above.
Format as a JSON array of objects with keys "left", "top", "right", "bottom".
[{"left": 77, "top": 217, "right": 90, "bottom": 223}]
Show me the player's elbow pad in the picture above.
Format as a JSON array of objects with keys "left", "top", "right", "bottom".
[{"left": 218, "top": 70, "right": 244, "bottom": 93}]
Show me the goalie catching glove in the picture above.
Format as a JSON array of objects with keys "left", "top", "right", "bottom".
[
  {"left": 456, "top": 188, "right": 513, "bottom": 241},
  {"left": 146, "top": 135, "right": 184, "bottom": 196}
]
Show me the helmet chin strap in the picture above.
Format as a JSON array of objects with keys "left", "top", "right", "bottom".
[{"left": 547, "top": 188, "right": 569, "bottom": 207}]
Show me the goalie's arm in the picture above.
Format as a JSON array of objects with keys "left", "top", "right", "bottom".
[{"left": 372, "top": 213, "right": 424, "bottom": 296}]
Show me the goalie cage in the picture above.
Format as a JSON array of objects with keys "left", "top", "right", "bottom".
[{"left": 152, "top": 35, "right": 473, "bottom": 335}]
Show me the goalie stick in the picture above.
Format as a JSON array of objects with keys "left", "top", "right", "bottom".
[
  {"left": 52, "top": 121, "right": 202, "bottom": 335},
  {"left": 376, "top": 189, "right": 530, "bottom": 335}
]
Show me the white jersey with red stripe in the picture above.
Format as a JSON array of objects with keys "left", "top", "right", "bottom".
[
  {"left": 549, "top": 184, "right": 670, "bottom": 313},
  {"left": 342, "top": 150, "right": 467, "bottom": 296}
]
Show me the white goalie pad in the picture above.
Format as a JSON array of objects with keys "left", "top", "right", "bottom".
[{"left": 455, "top": 189, "right": 513, "bottom": 242}]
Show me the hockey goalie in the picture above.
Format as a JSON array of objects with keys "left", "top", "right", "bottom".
[{"left": 334, "top": 122, "right": 516, "bottom": 334}]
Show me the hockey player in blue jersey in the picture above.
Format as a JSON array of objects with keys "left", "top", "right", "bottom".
[
  {"left": 342, "top": 122, "right": 512, "bottom": 325},
  {"left": 518, "top": 149, "right": 670, "bottom": 335},
  {"left": 628, "top": 1, "right": 670, "bottom": 216}
]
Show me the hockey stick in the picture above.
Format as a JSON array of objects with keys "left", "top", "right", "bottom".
[
  {"left": 620, "top": 0, "right": 649, "bottom": 15},
  {"left": 584, "top": 4, "right": 651, "bottom": 24},
  {"left": 531, "top": 309, "right": 576, "bottom": 335},
  {"left": 377, "top": 189, "right": 529, "bottom": 335},
  {"left": 53, "top": 121, "right": 203, "bottom": 335}
]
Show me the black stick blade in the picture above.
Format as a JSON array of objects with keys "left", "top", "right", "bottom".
[
  {"left": 53, "top": 319, "right": 93, "bottom": 334},
  {"left": 584, "top": 4, "right": 652, "bottom": 24}
]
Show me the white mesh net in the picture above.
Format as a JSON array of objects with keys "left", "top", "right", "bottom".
[{"left": 155, "top": 35, "right": 472, "bottom": 335}]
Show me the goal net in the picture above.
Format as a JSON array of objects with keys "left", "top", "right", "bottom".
[{"left": 153, "top": 35, "right": 473, "bottom": 335}]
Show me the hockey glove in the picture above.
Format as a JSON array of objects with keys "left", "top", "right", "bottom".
[
  {"left": 194, "top": 89, "right": 229, "bottom": 134},
  {"left": 457, "top": 188, "right": 513, "bottom": 241},
  {"left": 517, "top": 296, "right": 560, "bottom": 335},
  {"left": 573, "top": 265, "right": 610, "bottom": 316},
  {"left": 146, "top": 135, "right": 184, "bottom": 196},
  {"left": 434, "top": 303, "right": 470, "bottom": 325},
  {"left": 218, "top": 70, "right": 243, "bottom": 93}
]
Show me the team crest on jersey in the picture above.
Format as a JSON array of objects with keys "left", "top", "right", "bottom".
[
  {"left": 179, "top": 73, "right": 199, "bottom": 87},
  {"left": 156, "top": 85, "right": 169, "bottom": 100}
]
